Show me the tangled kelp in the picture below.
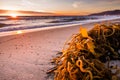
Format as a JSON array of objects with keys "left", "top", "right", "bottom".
[{"left": 47, "top": 23, "right": 120, "bottom": 80}]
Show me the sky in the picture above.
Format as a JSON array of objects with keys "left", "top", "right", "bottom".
[{"left": 0, "top": 0, "right": 120, "bottom": 15}]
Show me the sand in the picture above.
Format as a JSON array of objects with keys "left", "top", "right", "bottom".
[{"left": 0, "top": 19, "right": 120, "bottom": 80}]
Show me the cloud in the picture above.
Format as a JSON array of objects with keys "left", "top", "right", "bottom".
[
  {"left": 72, "top": 2, "right": 78, "bottom": 8},
  {"left": 91, "top": 0, "right": 120, "bottom": 4},
  {"left": 72, "top": 1, "right": 82, "bottom": 8},
  {"left": 104, "top": 0, "right": 120, "bottom": 4},
  {"left": 73, "top": 0, "right": 120, "bottom": 4},
  {"left": 72, "top": 0, "right": 120, "bottom": 8},
  {"left": 21, "top": 0, "right": 35, "bottom": 6},
  {"left": 20, "top": 0, "right": 41, "bottom": 9},
  {"left": 103, "top": 0, "right": 120, "bottom": 2}
]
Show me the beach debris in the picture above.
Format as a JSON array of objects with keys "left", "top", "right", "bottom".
[{"left": 47, "top": 23, "right": 120, "bottom": 80}]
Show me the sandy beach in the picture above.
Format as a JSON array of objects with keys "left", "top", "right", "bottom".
[{"left": 0, "top": 19, "right": 120, "bottom": 80}]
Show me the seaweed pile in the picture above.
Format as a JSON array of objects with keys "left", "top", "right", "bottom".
[{"left": 47, "top": 23, "right": 120, "bottom": 80}]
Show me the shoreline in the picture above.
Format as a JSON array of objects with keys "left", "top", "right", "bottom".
[
  {"left": 0, "top": 19, "right": 120, "bottom": 80},
  {"left": 0, "top": 17, "right": 120, "bottom": 37}
]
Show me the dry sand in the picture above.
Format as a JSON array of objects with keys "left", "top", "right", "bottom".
[{"left": 0, "top": 19, "right": 120, "bottom": 80}]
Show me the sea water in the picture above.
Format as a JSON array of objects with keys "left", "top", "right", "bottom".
[{"left": 0, "top": 15, "right": 120, "bottom": 32}]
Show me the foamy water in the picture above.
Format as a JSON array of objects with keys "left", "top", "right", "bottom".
[{"left": 0, "top": 15, "right": 120, "bottom": 37}]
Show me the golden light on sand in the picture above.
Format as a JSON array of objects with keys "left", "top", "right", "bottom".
[{"left": 16, "top": 31, "right": 23, "bottom": 34}]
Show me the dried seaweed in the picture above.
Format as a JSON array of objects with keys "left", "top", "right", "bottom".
[{"left": 47, "top": 23, "right": 120, "bottom": 80}]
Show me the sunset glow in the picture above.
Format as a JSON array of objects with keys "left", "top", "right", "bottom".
[
  {"left": 16, "top": 31, "right": 23, "bottom": 34},
  {"left": 10, "top": 14, "right": 18, "bottom": 18},
  {"left": 0, "top": 0, "right": 120, "bottom": 15}
]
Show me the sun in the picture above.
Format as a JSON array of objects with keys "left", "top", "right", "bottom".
[{"left": 10, "top": 14, "right": 18, "bottom": 18}]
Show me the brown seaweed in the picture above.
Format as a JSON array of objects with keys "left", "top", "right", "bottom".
[{"left": 47, "top": 23, "right": 120, "bottom": 80}]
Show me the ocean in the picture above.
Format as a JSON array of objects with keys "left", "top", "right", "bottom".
[{"left": 0, "top": 15, "right": 120, "bottom": 32}]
